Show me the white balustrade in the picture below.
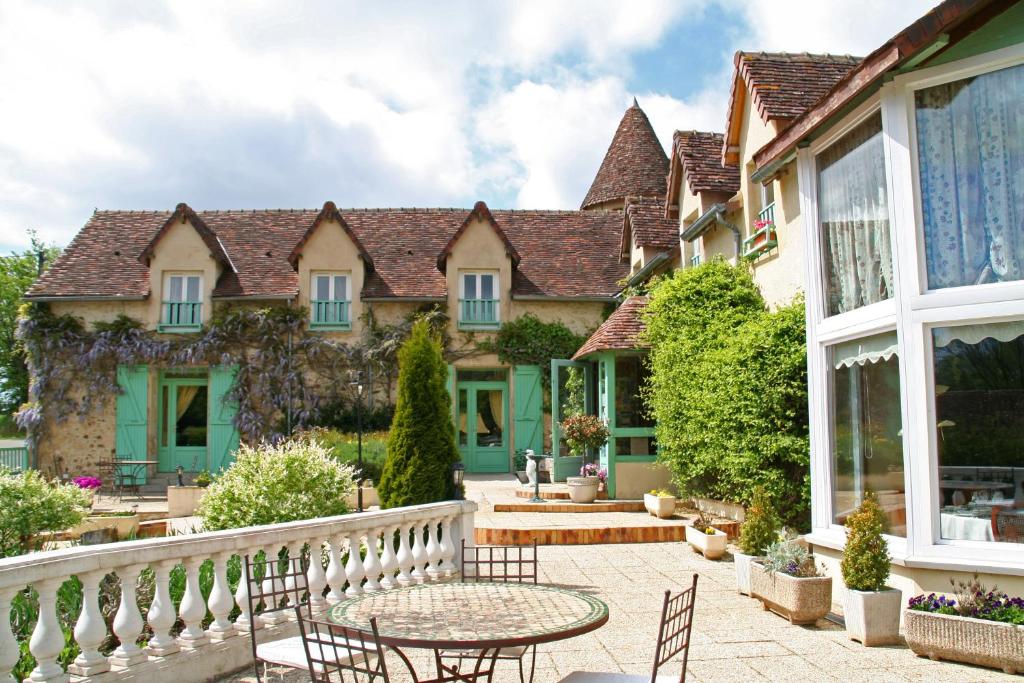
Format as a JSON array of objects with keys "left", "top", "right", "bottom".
[
  {"left": 285, "top": 542, "right": 305, "bottom": 619},
  {"left": 259, "top": 547, "right": 287, "bottom": 625},
  {"left": 0, "top": 500, "right": 475, "bottom": 682}
]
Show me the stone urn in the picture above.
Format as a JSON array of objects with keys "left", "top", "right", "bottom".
[
  {"left": 844, "top": 587, "right": 902, "bottom": 646},
  {"left": 566, "top": 476, "right": 599, "bottom": 503}
]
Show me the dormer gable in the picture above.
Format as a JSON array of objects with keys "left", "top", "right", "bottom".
[
  {"left": 288, "top": 201, "right": 375, "bottom": 271},
  {"left": 139, "top": 202, "right": 233, "bottom": 271},
  {"left": 436, "top": 201, "right": 521, "bottom": 273}
]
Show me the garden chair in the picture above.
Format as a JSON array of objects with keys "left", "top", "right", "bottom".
[
  {"left": 557, "top": 574, "right": 698, "bottom": 683},
  {"left": 991, "top": 508, "right": 1024, "bottom": 542},
  {"left": 296, "top": 612, "right": 389, "bottom": 683},
  {"left": 245, "top": 550, "right": 377, "bottom": 682},
  {"left": 439, "top": 541, "right": 539, "bottom": 683}
]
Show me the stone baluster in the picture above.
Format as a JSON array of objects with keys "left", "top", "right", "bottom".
[
  {"left": 259, "top": 548, "right": 287, "bottom": 625},
  {"left": 145, "top": 561, "right": 179, "bottom": 658},
  {"left": 396, "top": 522, "right": 414, "bottom": 586},
  {"left": 28, "top": 578, "right": 66, "bottom": 681},
  {"left": 361, "top": 527, "right": 383, "bottom": 591},
  {"left": 425, "top": 520, "right": 442, "bottom": 581},
  {"left": 306, "top": 539, "right": 328, "bottom": 613},
  {"left": 283, "top": 542, "right": 305, "bottom": 619},
  {"left": 68, "top": 571, "right": 111, "bottom": 676},
  {"left": 439, "top": 515, "right": 458, "bottom": 578},
  {"left": 379, "top": 525, "right": 399, "bottom": 589},
  {"left": 177, "top": 557, "right": 209, "bottom": 649},
  {"left": 410, "top": 521, "right": 428, "bottom": 584},
  {"left": 344, "top": 532, "right": 365, "bottom": 597},
  {"left": 325, "top": 536, "right": 347, "bottom": 603},
  {"left": 109, "top": 564, "right": 147, "bottom": 668},
  {"left": 1, "top": 587, "right": 23, "bottom": 683},
  {"left": 234, "top": 549, "right": 262, "bottom": 632},
  {"left": 206, "top": 552, "right": 237, "bottom": 640}
]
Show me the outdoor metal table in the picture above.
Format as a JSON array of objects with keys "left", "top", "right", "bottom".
[
  {"left": 112, "top": 459, "right": 158, "bottom": 500},
  {"left": 326, "top": 581, "right": 609, "bottom": 683}
]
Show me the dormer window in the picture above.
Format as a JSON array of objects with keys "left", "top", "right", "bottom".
[
  {"left": 310, "top": 272, "right": 351, "bottom": 330},
  {"left": 160, "top": 272, "right": 202, "bottom": 332},
  {"left": 459, "top": 271, "right": 499, "bottom": 329}
]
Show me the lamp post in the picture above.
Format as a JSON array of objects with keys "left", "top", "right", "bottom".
[
  {"left": 349, "top": 371, "right": 365, "bottom": 512},
  {"left": 452, "top": 463, "right": 465, "bottom": 500}
]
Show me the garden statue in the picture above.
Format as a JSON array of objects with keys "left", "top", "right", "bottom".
[{"left": 525, "top": 449, "right": 537, "bottom": 487}]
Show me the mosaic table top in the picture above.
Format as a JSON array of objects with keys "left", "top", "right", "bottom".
[{"left": 326, "top": 582, "right": 609, "bottom": 649}]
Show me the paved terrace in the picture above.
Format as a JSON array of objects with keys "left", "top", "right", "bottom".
[{"left": 224, "top": 541, "right": 1017, "bottom": 683}]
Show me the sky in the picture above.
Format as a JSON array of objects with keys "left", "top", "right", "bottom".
[{"left": 0, "top": 0, "right": 937, "bottom": 253}]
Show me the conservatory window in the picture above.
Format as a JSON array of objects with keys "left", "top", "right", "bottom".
[
  {"left": 817, "top": 113, "right": 894, "bottom": 316},
  {"left": 915, "top": 62, "right": 1024, "bottom": 291},
  {"left": 830, "top": 332, "right": 906, "bottom": 536},
  {"left": 932, "top": 319, "right": 1024, "bottom": 544},
  {"left": 615, "top": 356, "right": 654, "bottom": 429}
]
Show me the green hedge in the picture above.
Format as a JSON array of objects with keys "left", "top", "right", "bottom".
[{"left": 643, "top": 260, "right": 810, "bottom": 528}]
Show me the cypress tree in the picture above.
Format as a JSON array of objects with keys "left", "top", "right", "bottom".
[{"left": 378, "top": 319, "right": 461, "bottom": 507}]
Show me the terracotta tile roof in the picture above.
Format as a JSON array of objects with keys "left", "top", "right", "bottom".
[
  {"left": 288, "top": 201, "right": 374, "bottom": 271},
  {"left": 622, "top": 198, "right": 678, "bottom": 254},
  {"left": 738, "top": 52, "right": 862, "bottom": 123},
  {"left": 28, "top": 205, "right": 628, "bottom": 301},
  {"left": 581, "top": 100, "right": 669, "bottom": 210},
  {"left": 572, "top": 296, "right": 649, "bottom": 359},
  {"left": 140, "top": 203, "right": 234, "bottom": 271},
  {"left": 673, "top": 131, "right": 740, "bottom": 195}
]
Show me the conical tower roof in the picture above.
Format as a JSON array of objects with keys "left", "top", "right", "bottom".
[{"left": 581, "top": 99, "right": 669, "bottom": 210}]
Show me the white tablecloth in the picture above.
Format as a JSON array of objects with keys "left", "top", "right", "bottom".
[{"left": 940, "top": 512, "right": 994, "bottom": 542}]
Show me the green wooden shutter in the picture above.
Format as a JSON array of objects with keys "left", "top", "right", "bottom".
[
  {"left": 446, "top": 364, "right": 456, "bottom": 426},
  {"left": 513, "top": 365, "right": 543, "bottom": 455},
  {"left": 208, "top": 365, "right": 240, "bottom": 473},
  {"left": 116, "top": 365, "right": 149, "bottom": 483}
]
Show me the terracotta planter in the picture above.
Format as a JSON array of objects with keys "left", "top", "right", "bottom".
[
  {"left": 843, "top": 588, "right": 902, "bottom": 646},
  {"left": 643, "top": 493, "right": 676, "bottom": 518},
  {"left": 733, "top": 551, "right": 758, "bottom": 595},
  {"left": 70, "top": 514, "right": 140, "bottom": 541},
  {"left": 750, "top": 562, "right": 832, "bottom": 625},
  {"left": 566, "top": 476, "right": 599, "bottom": 503},
  {"left": 904, "top": 609, "right": 1024, "bottom": 675},
  {"left": 685, "top": 525, "right": 727, "bottom": 560}
]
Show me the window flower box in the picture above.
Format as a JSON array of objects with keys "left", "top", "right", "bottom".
[
  {"left": 750, "top": 561, "right": 832, "bottom": 625},
  {"left": 685, "top": 524, "right": 727, "bottom": 560},
  {"left": 904, "top": 609, "right": 1024, "bottom": 675},
  {"left": 742, "top": 220, "right": 778, "bottom": 261}
]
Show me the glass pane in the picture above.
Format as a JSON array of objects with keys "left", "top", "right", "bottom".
[
  {"left": 168, "top": 276, "right": 183, "bottom": 302},
  {"left": 175, "top": 385, "right": 208, "bottom": 448},
  {"left": 185, "top": 276, "right": 200, "bottom": 301},
  {"left": 463, "top": 274, "right": 477, "bottom": 299},
  {"left": 916, "top": 63, "right": 1024, "bottom": 291},
  {"left": 333, "top": 276, "right": 347, "bottom": 301},
  {"left": 818, "top": 113, "right": 893, "bottom": 316},
  {"left": 615, "top": 356, "right": 654, "bottom": 428},
  {"left": 315, "top": 275, "right": 330, "bottom": 300},
  {"left": 480, "top": 274, "right": 494, "bottom": 300},
  {"left": 160, "top": 384, "right": 169, "bottom": 448},
  {"left": 933, "top": 321, "right": 1024, "bottom": 543},
  {"left": 830, "top": 335, "right": 905, "bottom": 536},
  {"left": 615, "top": 436, "right": 656, "bottom": 456},
  {"left": 456, "top": 369, "right": 505, "bottom": 382},
  {"left": 458, "top": 389, "right": 468, "bottom": 446},
  {"left": 475, "top": 389, "right": 503, "bottom": 447}
]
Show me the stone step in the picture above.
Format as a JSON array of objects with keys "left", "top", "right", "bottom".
[
  {"left": 475, "top": 524, "right": 690, "bottom": 546},
  {"left": 494, "top": 501, "right": 645, "bottom": 513}
]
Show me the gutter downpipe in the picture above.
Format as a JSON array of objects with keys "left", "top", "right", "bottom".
[{"left": 681, "top": 204, "right": 743, "bottom": 262}]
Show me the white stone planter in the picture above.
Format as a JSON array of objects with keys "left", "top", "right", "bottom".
[
  {"left": 167, "top": 486, "right": 207, "bottom": 518},
  {"left": 750, "top": 562, "right": 832, "bottom": 625},
  {"left": 643, "top": 493, "right": 676, "bottom": 518},
  {"left": 734, "top": 551, "right": 758, "bottom": 595},
  {"left": 685, "top": 524, "right": 727, "bottom": 560},
  {"left": 566, "top": 476, "right": 599, "bottom": 503},
  {"left": 843, "top": 587, "right": 902, "bottom": 646},
  {"left": 904, "top": 609, "right": 1024, "bottom": 675},
  {"left": 70, "top": 514, "right": 140, "bottom": 541}
]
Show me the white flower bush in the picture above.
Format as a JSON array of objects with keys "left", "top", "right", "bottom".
[{"left": 198, "top": 438, "right": 356, "bottom": 531}]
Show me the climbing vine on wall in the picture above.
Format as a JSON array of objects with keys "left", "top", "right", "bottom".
[{"left": 476, "top": 313, "right": 590, "bottom": 391}]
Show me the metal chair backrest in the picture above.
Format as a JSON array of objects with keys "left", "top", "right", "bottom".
[
  {"left": 650, "top": 573, "right": 698, "bottom": 683},
  {"left": 992, "top": 508, "right": 1024, "bottom": 542},
  {"left": 244, "top": 550, "right": 310, "bottom": 665},
  {"left": 297, "top": 612, "right": 390, "bottom": 683},
  {"left": 461, "top": 540, "right": 538, "bottom": 583}
]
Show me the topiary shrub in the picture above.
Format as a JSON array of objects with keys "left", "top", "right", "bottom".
[
  {"left": 560, "top": 413, "right": 610, "bottom": 458},
  {"left": 739, "top": 486, "right": 781, "bottom": 556},
  {"left": 197, "top": 439, "right": 355, "bottom": 531},
  {"left": 0, "top": 467, "right": 89, "bottom": 556},
  {"left": 841, "top": 492, "right": 891, "bottom": 592},
  {"left": 378, "top": 319, "right": 461, "bottom": 508}
]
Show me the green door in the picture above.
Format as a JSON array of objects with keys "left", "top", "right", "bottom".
[
  {"left": 513, "top": 365, "right": 543, "bottom": 455},
  {"left": 208, "top": 365, "right": 240, "bottom": 473},
  {"left": 456, "top": 381, "right": 509, "bottom": 473},
  {"left": 116, "top": 365, "right": 149, "bottom": 483},
  {"left": 158, "top": 374, "right": 210, "bottom": 472}
]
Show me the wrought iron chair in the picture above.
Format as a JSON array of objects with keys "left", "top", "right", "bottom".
[
  {"left": 557, "top": 574, "right": 699, "bottom": 683},
  {"left": 991, "top": 508, "right": 1024, "bottom": 542},
  {"left": 244, "top": 550, "right": 312, "bottom": 682},
  {"left": 440, "top": 541, "right": 540, "bottom": 683},
  {"left": 296, "top": 612, "right": 390, "bottom": 683}
]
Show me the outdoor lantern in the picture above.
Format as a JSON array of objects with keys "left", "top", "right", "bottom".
[{"left": 452, "top": 463, "right": 465, "bottom": 497}]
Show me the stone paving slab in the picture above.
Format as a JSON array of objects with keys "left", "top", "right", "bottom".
[{"left": 220, "top": 541, "right": 1018, "bottom": 683}]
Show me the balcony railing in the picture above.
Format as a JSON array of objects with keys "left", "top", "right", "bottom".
[
  {"left": 742, "top": 203, "right": 778, "bottom": 261},
  {"left": 310, "top": 300, "right": 352, "bottom": 330},
  {"left": 0, "top": 446, "right": 27, "bottom": 472},
  {"left": 459, "top": 298, "right": 499, "bottom": 329},
  {"left": 0, "top": 500, "right": 476, "bottom": 683},
  {"left": 159, "top": 301, "right": 202, "bottom": 332}
]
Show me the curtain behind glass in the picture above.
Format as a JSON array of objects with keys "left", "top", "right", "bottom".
[
  {"left": 818, "top": 114, "right": 894, "bottom": 316},
  {"left": 916, "top": 62, "right": 1024, "bottom": 290}
]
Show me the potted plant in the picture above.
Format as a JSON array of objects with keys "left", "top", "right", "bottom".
[
  {"left": 905, "top": 577, "right": 1024, "bottom": 674},
  {"left": 735, "top": 487, "right": 780, "bottom": 596},
  {"left": 750, "top": 539, "right": 832, "bottom": 624},
  {"left": 580, "top": 463, "right": 608, "bottom": 493},
  {"left": 193, "top": 469, "right": 212, "bottom": 488},
  {"left": 642, "top": 489, "right": 675, "bottom": 518},
  {"left": 72, "top": 476, "right": 103, "bottom": 507},
  {"left": 841, "top": 493, "right": 901, "bottom": 646},
  {"left": 685, "top": 512, "right": 727, "bottom": 560},
  {"left": 561, "top": 414, "right": 609, "bottom": 500}
]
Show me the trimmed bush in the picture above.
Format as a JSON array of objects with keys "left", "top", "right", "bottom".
[
  {"left": 644, "top": 260, "right": 810, "bottom": 528},
  {"left": 0, "top": 467, "right": 89, "bottom": 556},
  {"left": 739, "top": 486, "right": 781, "bottom": 556},
  {"left": 197, "top": 439, "right": 355, "bottom": 531},
  {"left": 378, "top": 320, "right": 461, "bottom": 508},
  {"left": 841, "top": 493, "right": 891, "bottom": 592}
]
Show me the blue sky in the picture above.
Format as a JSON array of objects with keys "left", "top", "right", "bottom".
[{"left": 0, "top": 0, "right": 935, "bottom": 254}]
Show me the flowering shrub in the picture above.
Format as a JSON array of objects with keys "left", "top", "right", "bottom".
[
  {"left": 909, "top": 575, "right": 1024, "bottom": 625},
  {"left": 197, "top": 438, "right": 355, "bottom": 531},
  {"left": 0, "top": 467, "right": 89, "bottom": 556},
  {"left": 560, "top": 413, "right": 609, "bottom": 456},
  {"left": 72, "top": 476, "right": 102, "bottom": 490},
  {"left": 579, "top": 463, "right": 607, "bottom": 482}
]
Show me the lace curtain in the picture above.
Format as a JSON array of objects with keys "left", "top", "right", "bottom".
[
  {"left": 916, "top": 62, "right": 1024, "bottom": 290},
  {"left": 818, "top": 114, "right": 894, "bottom": 316}
]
